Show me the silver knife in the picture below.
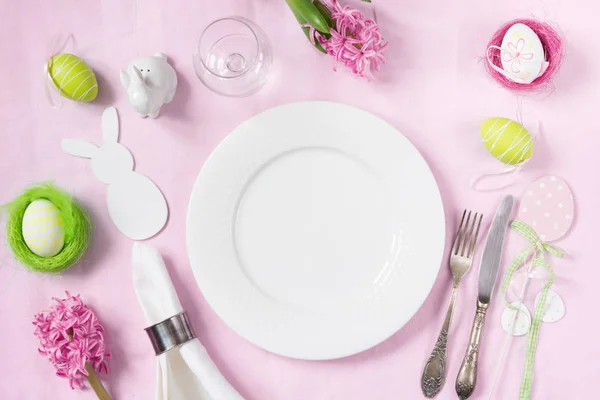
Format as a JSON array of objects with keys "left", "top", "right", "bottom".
[{"left": 455, "top": 195, "right": 514, "bottom": 400}]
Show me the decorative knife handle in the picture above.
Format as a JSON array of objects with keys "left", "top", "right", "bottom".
[
  {"left": 456, "top": 300, "right": 489, "bottom": 400},
  {"left": 421, "top": 283, "right": 460, "bottom": 398}
]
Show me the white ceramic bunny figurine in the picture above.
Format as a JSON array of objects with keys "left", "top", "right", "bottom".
[
  {"left": 61, "top": 107, "right": 168, "bottom": 240},
  {"left": 120, "top": 53, "right": 177, "bottom": 118}
]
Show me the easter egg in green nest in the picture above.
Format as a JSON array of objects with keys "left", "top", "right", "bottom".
[
  {"left": 3, "top": 182, "right": 92, "bottom": 272},
  {"left": 22, "top": 199, "right": 65, "bottom": 258}
]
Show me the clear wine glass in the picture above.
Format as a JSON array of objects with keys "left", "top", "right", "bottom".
[{"left": 193, "top": 17, "right": 272, "bottom": 97}]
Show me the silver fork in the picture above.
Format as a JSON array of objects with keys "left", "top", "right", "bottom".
[{"left": 420, "top": 210, "right": 483, "bottom": 398}]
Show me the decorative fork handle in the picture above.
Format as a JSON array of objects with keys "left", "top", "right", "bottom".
[
  {"left": 455, "top": 300, "right": 489, "bottom": 400},
  {"left": 421, "top": 281, "right": 460, "bottom": 398}
]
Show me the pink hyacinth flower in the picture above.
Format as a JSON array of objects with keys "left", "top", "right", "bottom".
[
  {"left": 33, "top": 292, "right": 111, "bottom": 390},
  {"left": 314, "top": 0, "right": 387, "bottom": 80}
]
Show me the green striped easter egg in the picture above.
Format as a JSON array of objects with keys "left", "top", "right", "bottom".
[
  {"left": 47, "top": 53, "right": 98, "bottom": 102},
  {"left": 480, "top": 117, "right": 533, "bottom": 165}
]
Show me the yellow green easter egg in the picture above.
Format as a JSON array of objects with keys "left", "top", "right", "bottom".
[
  {"left": 47, "top": 53, "right": 98, "bottom": 102},
  {"left": 480, "top": 117, "right": 533, "bottom": 165},
  {"left": 22, "top": 199, "right": 65, "bottom": 258}
]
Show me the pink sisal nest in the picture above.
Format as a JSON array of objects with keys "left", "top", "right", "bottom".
[{"left": 485, "top": 19, "right": 564, "bottom": 92}]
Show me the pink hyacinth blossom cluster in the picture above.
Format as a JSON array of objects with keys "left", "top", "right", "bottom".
[
  {"left": 305, "top": 0, "right": 387, "bottom": 80},
  {"left": 33, "top": 292, "right": 111, "bottom": 389}
]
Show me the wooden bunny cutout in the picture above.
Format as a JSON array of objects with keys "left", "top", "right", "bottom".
[{"left": 62, "top": 107, "right": 168, "bottom": 240}]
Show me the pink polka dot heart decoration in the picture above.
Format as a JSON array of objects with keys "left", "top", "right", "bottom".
[{"left": 518, "top": 176, "right": 574, "bottom": 242}]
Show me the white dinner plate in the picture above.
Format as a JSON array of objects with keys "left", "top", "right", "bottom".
[{"left": 187, "top": 101, "right": 445, "bottom": 360}]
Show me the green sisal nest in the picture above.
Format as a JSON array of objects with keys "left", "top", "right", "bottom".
[{"left": 3, "top": 182, "right": 92, "bottom": 272}]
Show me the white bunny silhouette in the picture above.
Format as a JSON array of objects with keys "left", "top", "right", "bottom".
[{"left": 62, "top": 107, "right": 168, "bottom": 240}]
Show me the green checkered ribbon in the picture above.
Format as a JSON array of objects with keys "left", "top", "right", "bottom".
[{"left": 500, "top": 219, "right": 565, "bottom": 400}]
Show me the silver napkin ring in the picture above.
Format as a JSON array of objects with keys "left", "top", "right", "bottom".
[{"left": 145, "top": 312, "right": 196, "bottom": 355}]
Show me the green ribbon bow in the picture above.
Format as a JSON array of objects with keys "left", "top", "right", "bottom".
[{"left": 500, "top": 219, "right": 565, "bottom": 400}]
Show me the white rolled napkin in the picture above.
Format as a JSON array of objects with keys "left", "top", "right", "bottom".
[{"left": 132, "top": 242, "right": 244, "bottom": 400}]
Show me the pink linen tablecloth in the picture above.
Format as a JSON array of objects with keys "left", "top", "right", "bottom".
[{"left": 0, "top": 0, "right": 597, "bottom": 399}]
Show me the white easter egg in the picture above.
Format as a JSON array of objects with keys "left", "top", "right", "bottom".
[
  {"left": 22, "top": 199, "right": 65, "bottom": 257},
  {"left": 501, "top": 301, "right": 531, "bottom": 336},
  {"left": 500, "top": 23, "right": 549, "bottom": 84},
  {"left": 535, "top": 289, "right": 565, "bottom": 323}
]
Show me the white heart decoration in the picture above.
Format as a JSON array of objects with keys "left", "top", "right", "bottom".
[{"left": 499, "top": 23, "right": 549, "bottom": 84}]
